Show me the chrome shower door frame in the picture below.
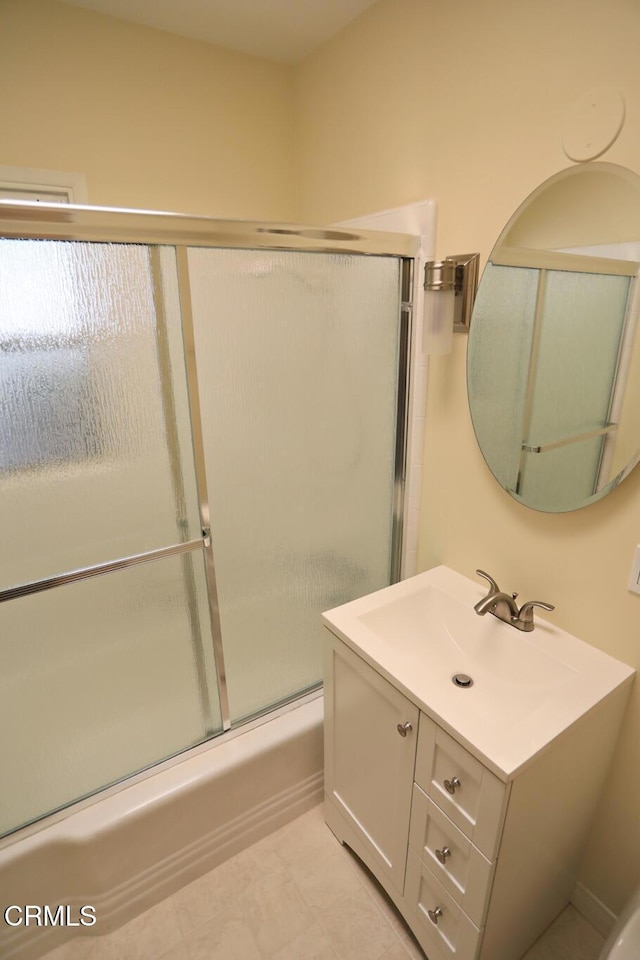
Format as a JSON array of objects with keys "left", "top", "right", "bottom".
[{"left": 0, "top": 200, "right": 417, "bottom": 734}]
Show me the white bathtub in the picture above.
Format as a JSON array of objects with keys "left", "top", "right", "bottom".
[{"left": 0, "top": 693, "right": 324, "bottom": 960}]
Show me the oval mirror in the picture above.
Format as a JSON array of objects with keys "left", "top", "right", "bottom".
[{"left": 467, "top": 162, "right": 640, "bottom": 512}]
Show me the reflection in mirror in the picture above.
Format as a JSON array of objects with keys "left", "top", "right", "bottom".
[{"left": 467, "top": 163, "right": 640, "bottom": 512}]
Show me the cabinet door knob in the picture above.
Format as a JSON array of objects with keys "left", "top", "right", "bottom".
[
  {"left": 444, "top": 776, "right": 461, "bottom": 794},
  {"left": 435, "top": 846, "right": 451, "bottom": 864},
  {"left": 396, "top": 721, "right": 413, "bottom": 737},
  {"left": 428, "top": 906, "right": 444, "bottom": 925}
]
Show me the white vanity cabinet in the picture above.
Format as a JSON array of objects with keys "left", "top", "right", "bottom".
[{"left": 323, "top": 623, "right": 634, "bottom": 960}]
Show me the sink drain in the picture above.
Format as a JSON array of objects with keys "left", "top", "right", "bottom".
[{"left": 452, "top": 673, "right": 474, "bottom": 688}]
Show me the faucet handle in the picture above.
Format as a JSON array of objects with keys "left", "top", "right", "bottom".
[
  {"left": 517, "top": 599, "right": 555, "bottom": 625},
  {"left": 476, "top": 569, "right": 500, "bottom": 595}
]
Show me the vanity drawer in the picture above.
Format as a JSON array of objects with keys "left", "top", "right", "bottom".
[
  {"left": 409, "top": 785, "right": 494, "bottom": 927},
  {"left": 405, "top": 849, "right": 482, "bottom": 960},
  {"left": 415, "top": 714, "right": 508, "bottom": 860}
]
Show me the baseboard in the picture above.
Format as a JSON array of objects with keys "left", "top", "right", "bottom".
[
  {"left": 100, "top": 769, "right": 324, "bottom": 928},
  {"left": 571, "top": 881, "right": 617, "bottom": 938}
]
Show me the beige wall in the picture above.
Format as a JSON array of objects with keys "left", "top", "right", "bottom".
[
  {"left": 295, "top": 0, "right": 640, "bottom": 915},
  {"left": 0, "top": 0, "right": 295, "bottom": 219},
  {"left": 3, "top": 0, "right": 640, "bottom": 920}
]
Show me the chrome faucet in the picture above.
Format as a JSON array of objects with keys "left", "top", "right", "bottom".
[{"left": 474, "top": 570, "right": 554, "bottom": 632}]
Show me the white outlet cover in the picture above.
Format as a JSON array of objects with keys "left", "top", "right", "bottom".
[{"left": 627, "top": 544, "right": 640, "bottom": 595}]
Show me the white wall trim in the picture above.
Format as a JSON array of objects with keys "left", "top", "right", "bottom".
[
  {"left": 334, "top": 200, "right": 438, "bottom": 579},
  {"left": 571, "top": 880, "right": 617, "bottom": 937},
  {"left": 0, "top": 166, "right": 88, "bottom": 204}
]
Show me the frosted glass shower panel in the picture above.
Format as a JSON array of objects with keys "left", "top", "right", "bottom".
[
  {"left": 0, "top": 240, "right": 200, "bottom": 587},
  {"left": 0, "top": 550, "right": 221, "bottom": 836},
  {"left": 188, "top": 248, "right": 402, "bottom": 722}
]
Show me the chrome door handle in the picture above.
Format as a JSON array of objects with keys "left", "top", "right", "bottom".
[
  {"left": 397, "top": 721, "right": 413, "bottom": 737},
  {"left": 435, "top": 846, "right": 451, "bottom": 864},
  {"left": 444, "top": 776, "right": 461, "bottom": 794},
  {"left": 428, "top": 906, "right": 443, "bottom": 925}
]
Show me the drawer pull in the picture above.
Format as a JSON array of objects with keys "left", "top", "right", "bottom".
[
  {"left": 444, "top": 776, "right": 461, "bottom": 794},
  {"left": 427, "top": 906, "right": 444, "bottom": 925},
  {"left": 435, "top": 846, "right": 451, "bottom": 864},
  {"left": 397, "top": 721, "right": 413, "bottom": 737}
]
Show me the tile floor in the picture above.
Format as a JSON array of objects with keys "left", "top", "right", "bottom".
[{"left": 43, "top": 804, "right": 605, "bottom": 960}]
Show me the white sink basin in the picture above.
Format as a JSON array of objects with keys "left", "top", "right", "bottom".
[
  {"left": 322, "top": 565, "right": 634, "bottom": 778},
  {"left": 359, "top": 583, "right": 577, "bottom": 717}
]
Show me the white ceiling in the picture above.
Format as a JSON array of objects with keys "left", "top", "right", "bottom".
[{"left": 60, "top": 0, "right": 380, "bottom": 63}]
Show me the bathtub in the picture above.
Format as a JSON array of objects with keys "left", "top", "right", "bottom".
[{"left": 0, "top": 693, "right": 324, "bottom": 960}]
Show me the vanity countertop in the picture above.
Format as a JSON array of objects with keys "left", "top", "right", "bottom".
[{"left": 322, "top": 565, "right": 635, "bottom": 780}]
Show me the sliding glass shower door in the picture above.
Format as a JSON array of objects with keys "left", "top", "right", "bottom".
[
  {"left": 0, "top": 211, "right": 411, "bottom": 838},
  {"left": 0, "top": 239, "right": 223, "bottom": 837},
  {"left": 188, "top": 248, "right": 404, "bottom": 722}
]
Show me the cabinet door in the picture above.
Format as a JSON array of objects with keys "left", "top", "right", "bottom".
[{"left": 324, "top": 635, "right": 419, "bottom": 893}]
